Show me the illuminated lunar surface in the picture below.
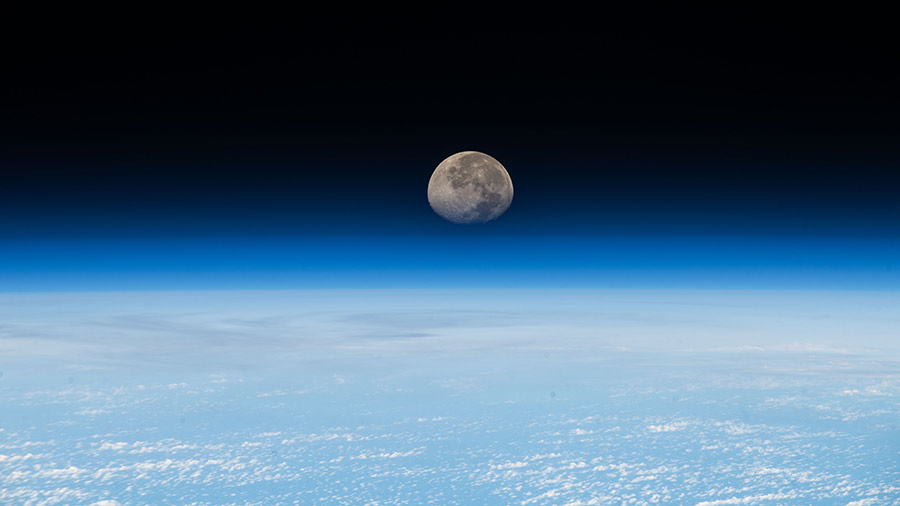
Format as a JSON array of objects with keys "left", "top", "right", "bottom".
[{"left": 427, "top": 151, "right": 513, "bottom": 224}]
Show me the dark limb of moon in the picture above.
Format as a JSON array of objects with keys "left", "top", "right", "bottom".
[{"left": 427, "top": 151, "right": 514, "bottom": 224}]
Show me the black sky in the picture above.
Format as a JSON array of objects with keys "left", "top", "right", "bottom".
[{"left": 2, "top": 8, "right": 899, "bottom": 238}]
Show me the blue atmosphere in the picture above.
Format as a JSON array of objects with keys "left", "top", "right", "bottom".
[{"left": 1, "top": 235, "right": 898, "bottom": 291}]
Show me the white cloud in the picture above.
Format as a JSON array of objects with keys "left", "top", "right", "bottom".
[
  {"left": 492, "top": 461, "right": 528, "bottom": 470},
  {"left": 647, "top": 420, "right": 691, "bottom": 432},
  {"left": 97, "top": 441, "right": 128, "bottom": 451},
  {"left": 695, "top": 492, "right": 799, "bottom": 505},
  {"left": 351, "top": 449, "right": 422, "bottom": 460}
]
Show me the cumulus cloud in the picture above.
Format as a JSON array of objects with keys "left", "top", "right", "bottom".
[{"left": 694, "top": 492, "right": 799, "bottom": 505}]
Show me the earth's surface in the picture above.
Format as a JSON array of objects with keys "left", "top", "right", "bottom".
[{"left": 1, "top": 290, "right": 898, "bottom": 505}]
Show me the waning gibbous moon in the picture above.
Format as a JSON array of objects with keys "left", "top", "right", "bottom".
[{"left": 427, "top": 151, "right": 514, "bottom": 224}]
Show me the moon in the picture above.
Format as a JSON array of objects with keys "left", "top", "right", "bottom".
[{"left": 427, "top": 151, "right": 514, "bottom": 224}]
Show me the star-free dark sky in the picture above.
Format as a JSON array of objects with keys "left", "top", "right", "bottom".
[{"left": 1, "top": 10, "right": 899, "bottom": 290}]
